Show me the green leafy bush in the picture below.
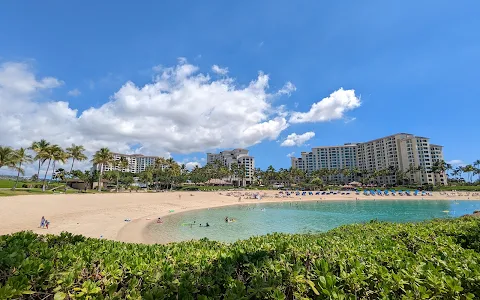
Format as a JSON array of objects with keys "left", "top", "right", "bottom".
[{"left": 1, "top": 218, "right": 480, "bottom": 299}]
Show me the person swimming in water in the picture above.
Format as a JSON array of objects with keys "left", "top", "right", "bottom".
[{"left": 225, "top": 216, "right": 228, "bottom": 223}]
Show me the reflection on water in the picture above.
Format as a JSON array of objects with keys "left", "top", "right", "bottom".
[{"left": 146, "top": 200, "right": 480, "bottom": 244}]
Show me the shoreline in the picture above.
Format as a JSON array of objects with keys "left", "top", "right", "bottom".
[{"left": 1, "top": 191, "right": 479, "bottom": 244}]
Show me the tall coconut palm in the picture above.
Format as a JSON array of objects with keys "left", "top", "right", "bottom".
[
  {"left": 474, "top": 159, "right": 480, "bottom": 181},
  {"left": 92, "top": 148, "right": 113, "bottom": 191},
  {"left": 12, "top": 148, "right": 33, "bottom": 190},
  {"left": 50, "top": 147, "right": 67, "bottom": 188},
  {"left": 462, "top": 165, "right": 475, "bottom": 183},
  {"left": 0, "top": 146, "right": 16, "bottom": 169},
  {"left": 30, "top": 139, "right": 50, "bottom": 180},
  {"left": 42, "top": 145, "right": 62, "bottom": 191},
  {"left": 114, "top": 156, "right": 129, "bottom": 192},
  {"left": 165, "top": 158, "right": 180, "bottom": 189},
  {"left": 66, "top": 144, "right": 88, "bottom": 173}
]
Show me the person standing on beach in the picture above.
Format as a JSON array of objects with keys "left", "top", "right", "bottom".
[
  {"left": 45, "top": 220, "right": 50, "bottom": 229},
  {"left": 39, "top": 216, "right": 45, "bottom": 228}
]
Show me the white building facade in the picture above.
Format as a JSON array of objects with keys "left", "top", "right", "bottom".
[
  {"left": 207, "top": 149, "right": 255, "bottom": 186},
  {"left": 94, "top": 153, "right": 159, "bottom": 174},
  {"left": 291, "top": 133, "right": 447, "bottom": 186}
]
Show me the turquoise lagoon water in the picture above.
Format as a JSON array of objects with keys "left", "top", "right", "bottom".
[{"left": 146, "top": 200, "right": 480, "bottom": 244}]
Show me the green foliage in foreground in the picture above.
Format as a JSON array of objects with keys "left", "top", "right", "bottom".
[{"left": 2, "top": 219, "right": 480, "bottom": 299}]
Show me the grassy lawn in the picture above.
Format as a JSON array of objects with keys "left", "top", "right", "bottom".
[
  {"left": 0, "top": 179, "right": 24, "bottom": 188},
  {"left": 0, "top": 188, "right": 44, "bottom": 197},
  {"left": 0, "top": 178, "right": 107, "bottom": 197}
]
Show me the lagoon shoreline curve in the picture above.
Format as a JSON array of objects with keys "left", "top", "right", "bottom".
[{"left": 1, "top": 191, "right": 479, "bottom": 244}]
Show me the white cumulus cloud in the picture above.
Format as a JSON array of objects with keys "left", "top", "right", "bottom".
[
  {"left": 286, "top": 152, "right": 295, "bottom": 157},
  {"left": 0, "top": 60, "right": 363, "bottom": 176},
  {"left": 277, "top": 81, "right": 296, "bottom": 96},
  {"left": 185, "top": 161, "right": 201, "bottom": 170},
  {"left": 0, "top": 60, "right": 293, "bottom": 175},
  {"left": 280, "top": 131, "right": 315, "bottom": 147},
  {"left": 447, "top": 159, "right": 464, "bottom": 166},
  {"left": 211, "top": 65, "right": 228, "bottom": 75},
  {"left": 67, "top": 88, "right": 81, "bottom": 96},
  {"left": 289, "top": 88, "right": 360, "bottom": 123}
]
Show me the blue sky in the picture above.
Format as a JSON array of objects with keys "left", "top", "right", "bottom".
[{"left": 0, "top": 1, "right": 479, "bottom": 172}]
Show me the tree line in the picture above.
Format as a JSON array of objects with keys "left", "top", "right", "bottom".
[
  {"left": 0, "top": 142, "right": 250, "bottom": 191},
  {"left": 0, "top": 140, "right": 87, "bottom": 191},
  {"left": 1, "top": 140, "right": 480, "bottom": 191},
  {"left": 259, "top": 160, "right": 480, "bottom": 187}
]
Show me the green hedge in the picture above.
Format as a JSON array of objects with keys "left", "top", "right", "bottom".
[{"left": 1, "top": 218, "right": 480, "bottom": 299}]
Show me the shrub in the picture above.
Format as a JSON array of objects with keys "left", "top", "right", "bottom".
[{"left": 1, "top": 219, "right": 479, "bottom": 299}]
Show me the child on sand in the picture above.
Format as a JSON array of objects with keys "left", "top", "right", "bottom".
[{"left": 45, "top": 220, "right": 50, "bottom": 229}]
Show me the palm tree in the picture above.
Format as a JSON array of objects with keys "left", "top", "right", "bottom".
[
  {"left": 0, "top": 146, "right": 16, "bottom": 169},
  {"left": 30, "top": 139, "right": 50, "bottom": 180},
  {"left": 50, "top": 147, "right": 67, "bottom": 185},
  {"left": 42, "top": 145, "right": 63, "bottom": 191},
  {"left": 66, "top": 144, "right": 88, "bottom": 173},
  {"left": 253, "top": 167, "right": 264, "bottom": 185},
  {"left": 453, "top": 166, "right": 464, "bottom": 183},
  {"left": 114, "top": 157, "right": 129, "bottom": 192},
  {"left": 310, "top": 177, "right": 323, "bottom": 189},
  {"left": 139, "top": 170, "right": 153, "bottom": 189},
  {"left": 230, "top": 163, "right": 240, "bottom": 187},
  {"left": 342, "top": 168, "right": 352, "bottom": 184},
  {"left": 473, "top": 159, "right": 480, "bottom": 182},
  {"left": 165, "top": 158, "right": 180, "bottom": 189},
  {"left": 92, "top": 148, "right": 113, "bottom": 192},
  {"left": 12, "top": 148, "right": 33, "bottom": 190},
  {"left": 265, "top": 165, "right": 276, "bottom": 185},
  {"left": 237, "top": 163, "right": 247, "bottom": 187},
  {"left": 462, "top": 165, "right": 475, "bottom": 183}
]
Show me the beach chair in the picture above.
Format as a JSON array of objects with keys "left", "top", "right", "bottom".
[
  {"left": 296, "top": 192, "right": 300, "bottom": 196},
  {"left": 406, "top": 190, "right": 411, "bottom": 196},
  {"left": 384, "top": 190, "right": 389, "bottom": 196},
  {"left": 308, "top": 191, "right": 313, "bottom": 195},
  {"left": 315, "top": 192, "right": 320, "bottom": 195},
  {"left": 346, "top": 192, "right": 351, "bottom": 195},
  {"left": 355, "top": 191, "right": 360, "bottom": 195},
  {"left": 302, "top": 192, "right": 306, "bottom": 196},
  {"left": 321, "top": 191, "right": 326, "bottom": 195}
]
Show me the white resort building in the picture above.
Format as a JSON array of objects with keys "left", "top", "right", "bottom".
[
  {"left": 94, "top": 153, "right": 159, "bottom": 174},
  {"left": 290, "top": 133, "right": 447, "bottom": 186},
  {"left": 207, "top": 149, "right": 255, "bottom": 186}
]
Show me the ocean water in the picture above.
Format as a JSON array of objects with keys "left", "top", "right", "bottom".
[{"left": 145, "top": 200, "right": 480, "bottom": 244}]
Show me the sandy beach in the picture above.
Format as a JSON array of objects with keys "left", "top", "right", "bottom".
[{"left": 1, "top": 190, "right": 479, "bottom": 244}]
